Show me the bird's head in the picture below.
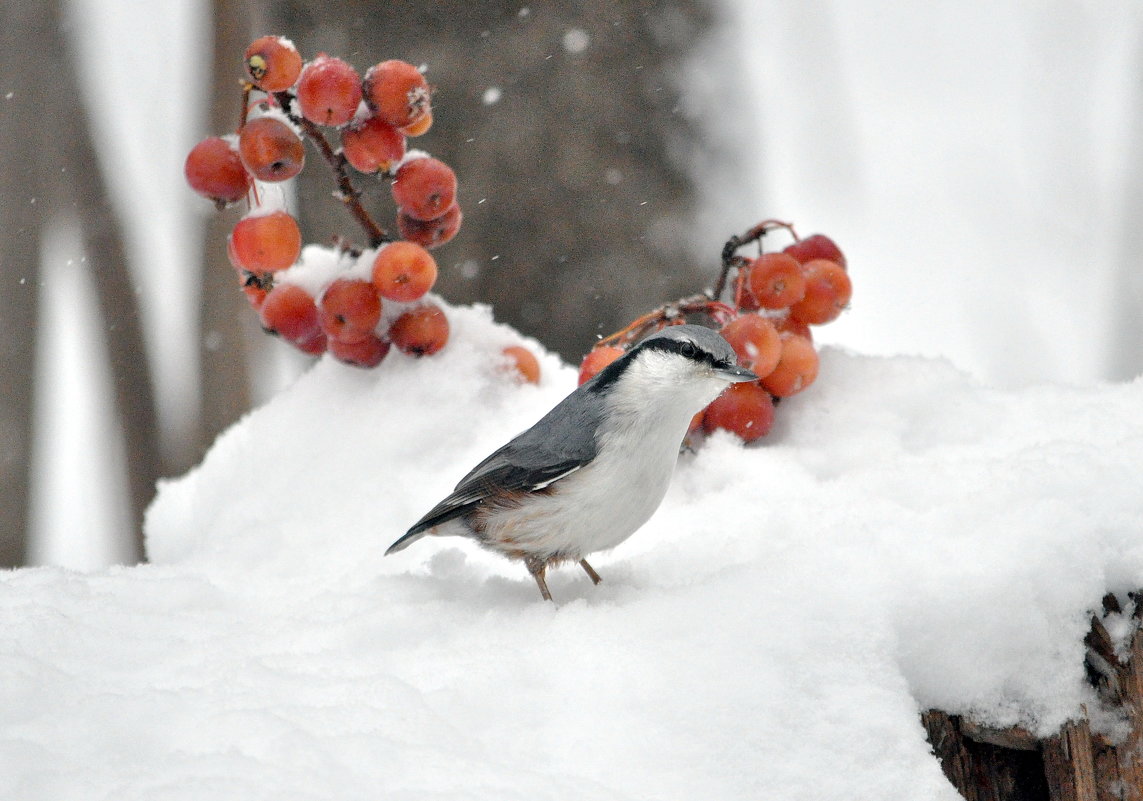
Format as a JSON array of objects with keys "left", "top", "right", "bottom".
[{"left": 587, "top": 324, "right": 757, "bottom": 417}]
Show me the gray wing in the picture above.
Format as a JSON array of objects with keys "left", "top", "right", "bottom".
[{"left": 390, "top": 387, "right": 604, "bottom": 548}]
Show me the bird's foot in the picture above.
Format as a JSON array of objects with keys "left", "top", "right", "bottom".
[{"left": 579, "top": 559, "right": 602, "bottom": 585}]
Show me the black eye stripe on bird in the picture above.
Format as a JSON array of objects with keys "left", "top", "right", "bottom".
[{"left": 385, "top": 324, "right": 758, "bottom": 602}]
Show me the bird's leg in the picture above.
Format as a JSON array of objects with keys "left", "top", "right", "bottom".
[
  {"left": 525, "top": 556, "right": 553, "bottom": 602},
  {"left": 579, "top": 559, "right": 602, "bottom": 585}
]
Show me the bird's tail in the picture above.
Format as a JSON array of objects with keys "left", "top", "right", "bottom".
[{"left": 384, "top": 529, "right": 426, "bottom": 556}]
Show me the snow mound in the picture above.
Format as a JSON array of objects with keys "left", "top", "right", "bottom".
[{"left": 3, "top": 302, "right": 1142, "bottom": 800}]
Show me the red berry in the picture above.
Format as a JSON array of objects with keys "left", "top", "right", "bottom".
[
  {"left": 577, "top": 346, "right": 625, "bottom": 385},
  {"left": 775, "top": 314, "right": 813, "bottom": 341},
  {"left": 371, "top": 241, "right": 437, "bottom": 302},
  {"left": 391, "top": 157, "right": 456, "bottom": 221},
  {"left": 789, "top": 259, "right": 851, "bottom": 325},
  {"left": 688, "top": 410, "right": 705, "bottom": 435},
  {"left": 389, "top": 304, "right": 449, "bottom": 357},
  {"left": 400, "top": 111, "right": 433, "bottom": 137},
  {"left": 702, "top": 382, "right": 775, "bottom": 442},
  {"left": 260, "top": 283, "right": 320, "bottom": 343},
  {"left": 759, "top": 334, "right": 819, "bottom": 397},
  {"left": 501, "top": 345, "right": 541, "bottom": 384},
  {"left": 296, "top": 54, "right": 362, "bottom": 127},
  {"left": 784, "top": 233, "right": 846, "bottom": 269},
  {"left": 363, "top": 60, "right": 431, "bottom": 128},
  {"left": 294, "top": 329, "right": 328, "bottom": 356},
  {"left": 244, "top": 36, "right": 303, "bottom": 92},
  {"left": 240, "top": 272, "right": 271, "bottom": 310},
  {"left": 340, "top": 116, "right": 406, "bottom": 174},
  {"left": 396, "top": 203, "right": 463, "bottom": 249},
  {"left": 185, "top": 136, "right": 250, "bottom": 205},
  {"left": 734, "top": 269, "right": 762, "bottom": 311},
  {"left": 238, "top": 117, "right": 305, "bottom": 182},
  {"left": 229, "top": 211, "right": 301, "bottom": 273},
  {"left": 720, "top": 315, "right": 781, "bottom": 378},
  {"left": 748, "top": 253, "right": 806, "bottom": 310},
  {"left": 330, "top": 333, "right": 390, "bottom": 367},
  {"left": 319, "top": 278, "right": 382, "bottom": 344}
]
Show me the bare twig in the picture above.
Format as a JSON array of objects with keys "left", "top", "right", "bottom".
[{"left": 269, "top": 90, "right": 392, "bottom": 248}]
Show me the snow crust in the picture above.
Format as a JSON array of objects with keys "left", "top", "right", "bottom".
[{"left": 4, "top": 303, "right": 1143, "bottom": 799}]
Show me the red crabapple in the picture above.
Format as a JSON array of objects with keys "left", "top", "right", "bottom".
[
  {"left": 759, "top": 334, "right": 819, "bottom": 397},
  {"left": 389, "top": 304, "right": 449, "bottom": 356},
  {"left": 294, "top": 329, "right": 329, "bottom": 356},
  {"left": 577, "top": 346, "right": 625, "bottom": 385},
  {"left": 396, "top": 204, "right": 462, "bottom": 249},
  {"left": 363, "top": 60, "right": 431, "bottom": 128},
  {"left": 720, "top": 315, "right": 781, "bottom": 378},
  {"left": 371, "top": 241, "right": 438, "bottom": 302},
  {"left": 244, "top": 36, "right": 303, "bottom": 92},
  {"left": 391, "top": 157, "right": 457, "bottom": 221},
  {"left": 296, "top": 54, "right": 363, "bottom": 127},
  {"left": 340, "top": 116, "right": 406, "bottom": 174},
  {"left": 240, "top": 273, "right": 270, "bottom": 310},
  {"left": 789, "top": 259, "right": 851, "bottom": 325},
  {"left": 784, "top": 234, "right": 846, "bottom": 269},
  {"left": 229, "top": 211, "right": 301, "bottom": 273},
  {"left": 184, "top": 137, "right": 250, "bottom": 205},
  {"left": 702, "top": 381, "right": 775, "bottom": 442},
  {"left": 688, "top": 409, "right": 705, "bottom": 435},
  {"left": 238, "top": 117, "right": 305, "bottom": 182},
  {"left": 319, "top": 278, "right": 382, "bottom": 344},
  {"left": 260, "top": 283, "right": 320, "bottom": 343},
  {"left": 748, "top": 252, "right": 806, "bottom": 310},
  {"left": 401, "top": 111, "right": 433, "bottom": 137},
  {"left": 775, "top": 314, "right": 813, "bottom": 341},
  {"left": 502, "top": 345, "right": 541, "bottom": 384},
  {"left": 330, "top": 333, "right": 390, "bottom": 367}
]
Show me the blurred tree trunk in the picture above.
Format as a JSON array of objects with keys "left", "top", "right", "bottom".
[
  {"left": 265, "top": 0, "right": 715, "bottom": 358},
  {"left": 0, "top": 0, "right": 163, "bottom": 564},
  {"left": 0, "top": 1, "right": 45, "bottom": 565},
  {"left": 195, "top": 0, "right": 257, "bottom": 457}
]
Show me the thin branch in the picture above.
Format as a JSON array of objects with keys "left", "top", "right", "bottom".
[
  {"left": 270, "top": 90, "right": 392, "bottom": 248},
  {"left": 714, "top": 218, "right": 798, "bottom": 300}
]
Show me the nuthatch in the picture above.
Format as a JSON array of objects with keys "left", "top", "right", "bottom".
[{"left": 386, "top": 324, "right": 757, "bottom": 601}]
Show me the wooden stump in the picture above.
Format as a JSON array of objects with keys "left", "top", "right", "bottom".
[{"left": 924, "top": 594, "right": 1143, "bottom": 800}]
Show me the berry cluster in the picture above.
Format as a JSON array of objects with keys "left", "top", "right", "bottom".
[
  {"left": 578, "top": 221, "right": 851, "bottom": 443},
  {"left": 184, "top": 35, "right": 475, "bottom": 370}
]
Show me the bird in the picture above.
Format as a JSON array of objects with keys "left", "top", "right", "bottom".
[{"left": 385, "top": 324, "right": 758, "bottom": 601}]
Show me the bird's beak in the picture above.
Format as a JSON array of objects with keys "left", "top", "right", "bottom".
[{"left": 717, "top": 364, "right": 758, "bottom": 383}]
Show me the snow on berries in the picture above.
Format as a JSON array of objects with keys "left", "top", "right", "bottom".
[{"left": 184, "top": 36, "right": 471, "bottom": 371}]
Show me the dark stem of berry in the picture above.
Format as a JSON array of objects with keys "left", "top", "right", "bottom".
[
  {"left": 271, "top": 91, "right": 393, "bottom": 249},
  {"left": 713, "top": 219, "right": 798, "bottom": 301},
  {"left": 595, "top": 218, "right": 797, "bottom": 350},
  {"left": 238, "top": 82, "right": 253, "bottom": 130},
  {"left": 595, "top": 294, "right": 736, "bottom": 349}
]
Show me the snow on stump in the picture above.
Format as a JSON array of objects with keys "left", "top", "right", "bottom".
[{"left": 924, "top": 593, "right": 1143, "bottom": 801}]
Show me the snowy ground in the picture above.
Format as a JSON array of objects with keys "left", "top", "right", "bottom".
[{"left": 4, "top": 303, "right": 1142, "bottom": 799}]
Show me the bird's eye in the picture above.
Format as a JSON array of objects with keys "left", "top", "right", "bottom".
[{"left": 679, "top": 341, "right": 697, "bottom": 358}]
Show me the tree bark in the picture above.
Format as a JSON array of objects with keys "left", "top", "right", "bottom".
[
  {"left": 49, "top": 0, "right": 160, "bottom": 562},
  {"left": 0, "top": 0, "right": 47, "bottom": 565},
  {"left": 195, "top": 0, "right": 256, "bottom": 458},
  {"left": 0, "top": 0, "right": 164, "bottom": 563}
]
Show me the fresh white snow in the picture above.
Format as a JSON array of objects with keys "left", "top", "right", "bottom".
[{"left": 5, "top": 301, "right": 1142, "bottom": 799}]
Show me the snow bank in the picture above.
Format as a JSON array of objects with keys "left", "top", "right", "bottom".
[{"left": 3, "top": 302, "right": 1142, "bottom": 800}]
